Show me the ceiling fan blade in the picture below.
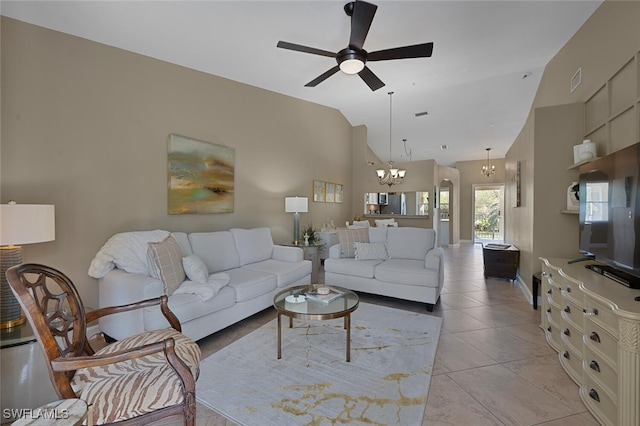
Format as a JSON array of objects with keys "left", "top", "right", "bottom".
[
  {"left": 368, "top": 42, "right": 434, "bottom": 61},
  {"left": 305, "top": 66, "right": 340, "bottom": 87},
  {"left": 277, "top": 41, "right": 336, "bottom": 58},
  {"left": 358, "top": 66, "right": 385, "bottom": 91},
  {"left": 349, "top": 0, "right": 377, "bottom": 50}
]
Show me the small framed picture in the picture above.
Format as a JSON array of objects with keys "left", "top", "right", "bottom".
[
  {"left": 313, "top": 180, "right": 325, "bottom": 202},
  {"left": 325, "top": 183, "right": 335, "bottom": 203},
  {"left": 335, "top": 184, "right": 343, "bottom": 203}
]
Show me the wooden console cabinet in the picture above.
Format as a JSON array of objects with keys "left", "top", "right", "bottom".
[
  {"left": 482, "top": 244, "right": 519, "bottom": 280},
  {"left": 540, "top": 257, "right": 640, "bottom": 426}
]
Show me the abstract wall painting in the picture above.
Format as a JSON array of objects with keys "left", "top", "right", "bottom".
[{"left": 168, "top": 134, "right": 234, "bottom": 214}]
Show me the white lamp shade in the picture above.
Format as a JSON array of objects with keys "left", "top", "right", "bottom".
[
  {"left": 0, "top": 204, "right": 55, "bottom": 246},
  {"left": 284, "top": 197, "right": 308, "bottom": 213}
]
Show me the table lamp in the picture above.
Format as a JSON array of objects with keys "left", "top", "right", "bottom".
[
  {"left": 0, "top": 202, "right": 55, "bottom": 328},
  {"left": 284, "top": 197, "right": 308, "bottom": 245}
]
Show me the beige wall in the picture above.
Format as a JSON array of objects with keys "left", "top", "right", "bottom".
[
  {"left": 506, "top": 0, "right": 640, "bottom": 295},
  {"left": 1, "top": 18, "right": 354, "bottom": 307}
]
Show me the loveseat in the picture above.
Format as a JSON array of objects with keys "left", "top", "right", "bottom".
[
  {"left": 324, "top": 227, "right": 444, "bottom": 311},
  {"left": 89, "top": 227, "right": 311, "bottom": 341}
]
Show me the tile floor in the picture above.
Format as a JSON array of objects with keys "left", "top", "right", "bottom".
[{"left": 154, "top": 243, "right": 599, "bottom": 426}]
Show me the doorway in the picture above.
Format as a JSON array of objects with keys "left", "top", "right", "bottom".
[{"left": 473, "top": 184, "right": 504, "bottom": 244}]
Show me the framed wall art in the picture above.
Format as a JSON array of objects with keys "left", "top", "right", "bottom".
[
  {"left": 168, "top": 134, "right": 235, "bottom": 214},
  {"left": 313, "top": 180, "right": 325, "bottom": 202},
  {"left": 325, "top": 183, "right": 335, "bottom": 203},
  {"left": 335, "top": 184, "right": 343, "bottom": 203}
]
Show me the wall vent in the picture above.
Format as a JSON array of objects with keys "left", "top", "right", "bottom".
[{"left": 570, "top": 67, "right": 582, "bottom": 93}]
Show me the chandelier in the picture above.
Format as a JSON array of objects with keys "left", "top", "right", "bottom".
[
  {"left": 376, "top": 92, "right": 406, "bottom": 187},
  {"left": 482, "top": 148, "right": 496, "bottom": 177}
]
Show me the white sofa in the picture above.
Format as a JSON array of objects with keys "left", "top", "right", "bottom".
[
  {"left": 90, "top": 227, "right": 311, "bottom": 341},
  {"left": 324, "top": 227, "right": 444, "bottom": 311}
]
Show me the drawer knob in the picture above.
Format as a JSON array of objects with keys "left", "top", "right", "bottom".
[
  {"left": 547, "top": 326, "right": 552, "bottom": 332},
  {"left": 562, "top": 351, "right": 570, "bottom": 360},
  {"left": 565, "top": 286, "right": 571, "bottom": 293},
  {"left": 589, "top": 360, "right": 601, "bottom": 373},
  {"left": 547, "top": 289, "right": 552, "bottom": 295},
  {"left": 564, "top": 306, "right": 571, "bottom": 313},
  {"left": 547, "top": 308, "right": 551, "bottom": 313},
  {"left": 589, "top": 389, "right": 600, "bottom": 402},
  {"left": 589, "top": 332, "right": 601, "bottom": 343},
  {"left": 563, "top": 328, "right": 571, "bottom": 337}
]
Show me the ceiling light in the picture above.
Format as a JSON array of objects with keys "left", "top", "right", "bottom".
[
  {"left": 440, "top": 145, "right": 448, "bottom": 150},
  {"left": 340, "top": 58, "right": 365, "bottom": 74},
  {"left": 481, "top": 148, "right": 496, "bottom": 177},
  {"left": 376, "top": 92, "right": 406, "bottom": 187}
]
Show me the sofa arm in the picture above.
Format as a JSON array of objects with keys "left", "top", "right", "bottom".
[
  {"left": 272, "top": 245, "right": 303, "bottom": 262},
  {"left": 98, "top": 269, "right": 164, "bottom": 340},
  {"left": 328, "top": 243, "right": 342, "bottom": 259},
  {"left": 425, "top": 247, "right": 444, "bottom": 270}
]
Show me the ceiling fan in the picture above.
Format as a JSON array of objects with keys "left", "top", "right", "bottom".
[{"left": 277, "top": 0, "right": 434, "bottom": 91}]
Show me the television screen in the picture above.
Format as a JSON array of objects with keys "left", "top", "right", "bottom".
[{"left": 579, "top": 141, "right": 640, "bottom": 285}]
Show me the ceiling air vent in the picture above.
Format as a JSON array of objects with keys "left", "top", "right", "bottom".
[
  {"left": 440, "top": 145, "right": 448, "bottom": 150},
  {"left": 570, "top": 67, "right": 581, "bottom": 93},
  {"left": 415, "top": 111, "right": 429, "bottom": 117}
]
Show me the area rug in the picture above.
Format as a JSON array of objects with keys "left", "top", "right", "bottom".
[{"left": 196, "top": 302, "right": 442, "bottom": 425}]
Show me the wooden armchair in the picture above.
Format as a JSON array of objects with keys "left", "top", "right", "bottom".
[{"left": 6, "top": 263, "right": 200, "bottom": 425}]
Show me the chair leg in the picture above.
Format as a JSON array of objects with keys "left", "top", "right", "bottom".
[
  {"left": 183, "top": 390, "right": 196, "bottom": 426},
  {"left": 426, "top": 303, "right": 435, "bottom": 312}
]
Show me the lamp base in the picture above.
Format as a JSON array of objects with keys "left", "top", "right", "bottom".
[{"left": 1, "top": 246, "right": 25, "bottom": 328}]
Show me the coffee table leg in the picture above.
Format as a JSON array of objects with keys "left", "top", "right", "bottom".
[
  {"left": 277, "top": 313, "right": 282, "bottom": 359},
  {"left": 346, "top": 313, "right": 351, "bottom": 362}
]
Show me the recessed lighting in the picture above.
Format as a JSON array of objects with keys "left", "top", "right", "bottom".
[
  {"left": 522, "top": 72, "right": 532, "bottom": 79},
  {"left": 440, "top": 145, "right": 448, "bottom": 150}
]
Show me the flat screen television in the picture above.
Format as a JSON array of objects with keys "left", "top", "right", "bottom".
[{"left": 578, "top": 141, "right": 640, "bottom": 288}]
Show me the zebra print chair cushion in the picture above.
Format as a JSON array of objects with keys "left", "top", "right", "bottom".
[{"left": 71, "top": 328, "right": 201, "bottom": 424}]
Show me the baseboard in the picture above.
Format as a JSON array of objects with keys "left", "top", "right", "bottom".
[{"left": 514, "top": 274, "right": 538, "bottom": 308}]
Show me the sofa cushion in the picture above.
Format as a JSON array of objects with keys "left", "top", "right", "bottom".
[
  {"left": 354, "top": 242, "right": 388, "bottom": 260},
  {"left": 375, "top": 259, "right": 439, "bottom": 287},
  {"left": 147, "top": 235, "right": 186, "bottom": 295},
  {"left": 242, "top": 259, "right": 311, "bottom": 287},
  {"left": 144, "top": 286, "right": 236, "bottom": 329},
  {"left": 375, "top": 218, "right": 397, "bottom": 227},
  {"left": 226, "top": 268, "right": 277, "bottom": 302},
  {"left": 182, "top": 254, "right": 209, "bottom": 283},
  {"left": 230, "top": 227, "right": 274, "bottom": 266},
  {"left": 351, "top": 220, "right": 370, "bottom": 228},
  {"left": 337, "top": 228, "right": 369, "bottom": 258},
  {"left": 386, "top": 227, "right": 434, "bottom": 261},
  {"left": 324, "top": 257, "right": 382, "bottom": 278},
  {"left": 189, "top": 231, "right": 240, "bottom": 272}
]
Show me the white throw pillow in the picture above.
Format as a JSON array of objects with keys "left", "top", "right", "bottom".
[
  {"left": 354, "top": 242, "right": 388, "bottom": 260},
  {"left": 375, "top": 218, "right": 397, "bottom": 228},
  {"left": 147, "top": 235, "right": 186, "bottom": 295},
  {"left": 351, "top": 220, "right": 370, "bottom": 228},
  {"left": 182, "top": 254, "right": 209, "bottom": 284}
]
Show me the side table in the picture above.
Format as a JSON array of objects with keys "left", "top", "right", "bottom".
[
  {"left": 283, "top": 243, "right": 324, "bottom": 284},
  {"left": 1, "top": 322, "right": 58, "bottom": 422},
  {"left": 482, "top": 243, "right": 520, "bottom": 281}
]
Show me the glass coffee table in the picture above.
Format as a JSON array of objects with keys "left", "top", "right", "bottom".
[{"left": 273, "top": 284, "right": 359, "bottom": 362}]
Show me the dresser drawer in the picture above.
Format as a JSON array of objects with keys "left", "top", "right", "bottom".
[
  {"left": 583, "top": 295, "right": 618, "bottom": 338},
  {"left": 560, "top": 322, "right": 582, "bottom": 355},
  {"left": 549, "top": 282, "right": 563, "bottom": 307},
  {"left": 584, "top": 344, "right": 617, "bottom": 398},
  {"left": 558, "top": 274, "right": 582, "bottom": 305},
  {"left": 583, "top": 318, "right": 617, "bottom": 368},
  {"left": 581, "top": 375, "right": 617, "bottom": 426},
  {"left": 559, "top": 346, "right": 583, "bottom": 386},
  {"left": 561, "top": 297, "right": 583, "bottom": 332},
  {"left": 544, "top": 318, "right": 561, "bottom": 352}
]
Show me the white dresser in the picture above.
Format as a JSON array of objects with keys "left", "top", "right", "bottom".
[{"left": 540, "top": 258, "right": 640, "bottom": 426}]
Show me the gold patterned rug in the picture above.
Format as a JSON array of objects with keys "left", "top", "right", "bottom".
[{"left": 196, "top": 302, "right": 442, "bottom": 425}]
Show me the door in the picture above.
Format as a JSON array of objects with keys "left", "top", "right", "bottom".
[{"left": 473, "top": 184, "right": 504, "bottom": 244}]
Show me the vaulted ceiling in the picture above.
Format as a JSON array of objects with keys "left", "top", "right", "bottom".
[{"left": 1, "top": 1, "right": 603, "bottom": 166}]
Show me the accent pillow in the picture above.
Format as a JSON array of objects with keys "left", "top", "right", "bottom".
[
  {"left": 337, "top": 228, "right": 369, "bottom": 258},
  {"left": 351, "top": 220, "right": 370, "bottom": 228},
  {"left": 182, "top": 254, "right": 209, "bottom": 284},
  {"left": 354, "top": 242, "right": 388, "bottom": 261},
  {"left": 147, "top": 235, "right": 186, "bottom": 295},
  {"left": 375, "top": 218, "right": 397, "bottom": 227}
]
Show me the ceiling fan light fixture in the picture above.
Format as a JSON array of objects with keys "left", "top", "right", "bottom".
[{"left": 340, "top": 58, "right": 365, "bottom": 74}]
